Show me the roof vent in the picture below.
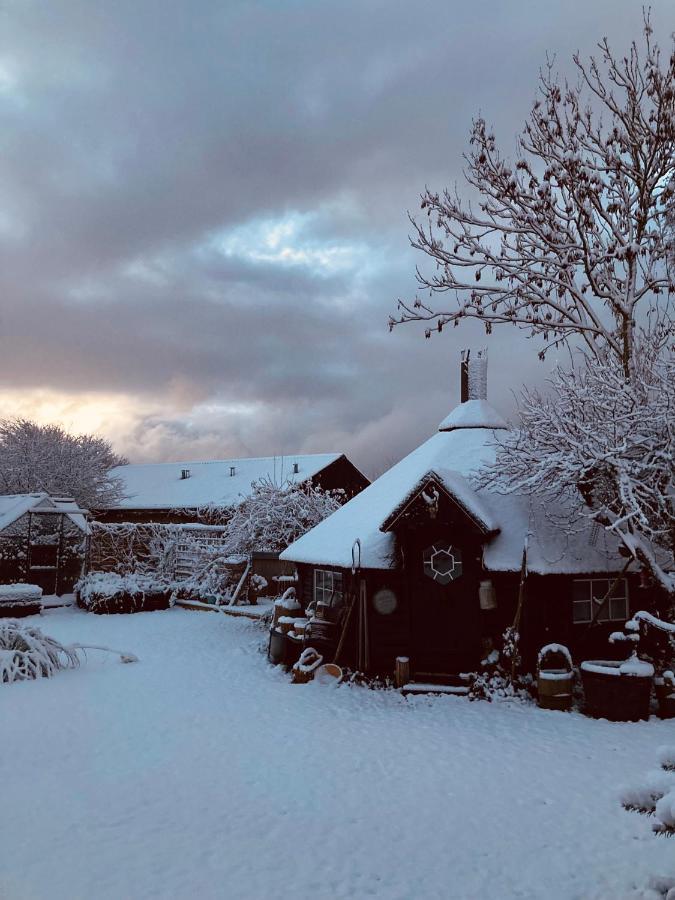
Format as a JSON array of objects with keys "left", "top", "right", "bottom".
[
  {"left": 230, "top": 466, "right": 236, "bottom": 477},
  {"left": 181, "top": 468, "right": 191, "bottom": 480},
  {"left": 292, "top": 462, "right": 299, "bottom": 474},
  {"left": 460, "top": 348, "right": 488, "bottom": 403}
]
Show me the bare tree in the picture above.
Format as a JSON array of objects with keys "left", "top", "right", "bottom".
[
  {"left": 0, "top": 418, "right": 127, "bottom": 509},
  {"left": 391, "top": 16, "right": 675, "bottom": 375},
  {"left": 487, "top": 328, "right": 674, "bottom": 602}
]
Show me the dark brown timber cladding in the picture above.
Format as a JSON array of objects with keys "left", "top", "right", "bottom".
[{"left": 305, "top": 455, "right": 370, "bottom": 500}]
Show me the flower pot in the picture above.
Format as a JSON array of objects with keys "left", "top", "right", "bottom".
[
  {"left": 581, "top": 659, "right": 653, "bottom": 722},
  {"left": 268, "top": 628, "right": 286, "bottom": 665},
  {"left": 655, "top": 679, "right": 675, "bottom": 720}
]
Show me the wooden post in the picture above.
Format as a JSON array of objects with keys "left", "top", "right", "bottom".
[
  {"left": 395, "top": 656, "right": 410, "bottom": 688},
  {"left": 511, "top": 541, "right": 528, "bottom": 684}
]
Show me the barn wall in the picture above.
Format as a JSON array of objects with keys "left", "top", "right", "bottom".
[{"left": 309, "top": 456, "right": 370, "bottom": 499}]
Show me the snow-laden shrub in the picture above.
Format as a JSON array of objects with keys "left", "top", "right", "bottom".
[
  {"left": 654, "top": 791, "right": 675, "bottom": 835},
  {"left": 468, "top": 628, "right": 534, "bottom": 703},
  {"left": 622, "top": 746, "right": 675, "bottom": 840},
  {"left": 0, "top": 621, "right": 80, "bottom": 683},
  {"left": 620, "top": 769, "right": 675, "bottom": 814},
  {"left": 250, "top": 574, "right": 268, "bottom": 594},
  {"left": 222, "top": 477, "right": 343, "bottom": 556},
  {"left": 77, "top": 571, "right": 173, "bottom": 615},
  {"left": 658, "top": 747, "right": 675, "bottom": 773}
]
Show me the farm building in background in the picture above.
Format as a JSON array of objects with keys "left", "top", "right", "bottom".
[
  {"left": 95, "top": 453, "right": 369, "bottom": 525},
  {"left": 0, "top": 493, "right": 90, "bottom": 595},
  {"left": 89, "top": 452, "right": 369, "bottom": 601}
]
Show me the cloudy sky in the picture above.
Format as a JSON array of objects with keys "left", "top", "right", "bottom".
[{"left": 0, "top": 1, "right": 671, "bottom": 476}]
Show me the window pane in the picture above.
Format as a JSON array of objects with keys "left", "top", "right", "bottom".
[
  {"left": 573, "top": 600, "right": 592, "bottom": 623},
  {"left": 609, "top": 578, "right": 627, "bottom": 599},
  {"left": 573, "top": 580, "right": 590, "bottom": 603},
  {"left": 609, "top": 595, "right": 628, "bottom": 622},
  {"left": 590, "top": 580, "right": 609, "bottom": 604}
]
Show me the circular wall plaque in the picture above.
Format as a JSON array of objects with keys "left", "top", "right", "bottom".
[{"left": 372, "top": 588, "right": 398, "bottom": 615}]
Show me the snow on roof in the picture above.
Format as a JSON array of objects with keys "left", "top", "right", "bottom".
[
  {"left": 281, "top": 426, "right": 498, "bottom": 570},
  {"left": 0, "top": 493, "right": 90, "bottom": 534},
  {"left": 108, "top": 453, "right": 343, "bottom": 511},
  {"left": 281, "top": 403, "right": 626, "bottom": 576},
  {"left": 381, "top": 467, "right": 499, "bottom": 535},
  {"left": 438, "top": 399, "right": 508, "bottom": 432}
]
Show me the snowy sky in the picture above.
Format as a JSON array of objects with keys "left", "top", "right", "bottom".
[{"left": 0, "top": 1, "right": 672, "bottom": 476}]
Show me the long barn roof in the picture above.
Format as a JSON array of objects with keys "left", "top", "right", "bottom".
[
  {"left": 280, "top": 400, "right": 627, "bottom": 576},
  {"left": 108, "top": 453, "right": 344, "bottom": 511}
]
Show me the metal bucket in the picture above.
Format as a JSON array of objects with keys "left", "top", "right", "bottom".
[{"left": 268, "top": 628, "right": 286, "bottom": 665}]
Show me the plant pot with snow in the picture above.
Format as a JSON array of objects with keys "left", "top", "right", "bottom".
[
  {"left": 655, "top": 675, "right": 675, "bottom": 720},
  {"left": 284, "top": 631, "right": 304, "bottom": 668},
  {"left": 268, "top": 627, "right": 286, "bottom": 665},
  {"left": 581, "top": 656, "right": 654, "bottom": 722},
  {"left": 291, "top": 647, "right": 323, "bottom": 683}
]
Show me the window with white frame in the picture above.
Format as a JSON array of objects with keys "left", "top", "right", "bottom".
[
  {"left": 572, "top": 578, "right": 629, "bottom": 624},
  {"left": 314, "top": 569, "right": 343, "bottom": 607}
]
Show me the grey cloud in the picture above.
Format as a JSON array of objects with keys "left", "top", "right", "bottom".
[{"left": 0, "top": 0, "right": 671, "bottom": 476}]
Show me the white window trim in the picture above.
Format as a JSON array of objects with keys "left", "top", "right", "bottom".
[
  {"left": 572, "top": 577, "right": 629, "bottom": 624},
  {"left": 314, "top": 568, "right": 343, "bottom": 607}
]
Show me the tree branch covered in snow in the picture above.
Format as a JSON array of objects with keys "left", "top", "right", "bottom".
[
  {"left": 219, "top": 477, "right": 343, "bottom": 556},
  {"left": 89, "top": 479, "right": 342, "bottom": 599},
  {"left": 486, "top": 331, "right": 674, "bottom": 600},
  {"left": 391, "top": 16, "right": 675, "bottom": 374},
  {"left": 0, "top": 418, "right": 127, "bottom": 509}
]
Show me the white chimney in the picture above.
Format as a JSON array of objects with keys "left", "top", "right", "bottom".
[{"left": 460, "top": 348, "right": 488, "bottom": 403}]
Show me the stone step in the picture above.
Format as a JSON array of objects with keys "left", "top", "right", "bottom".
[{"left": 401, "top": 682, "right": 470, "bottom": 697}]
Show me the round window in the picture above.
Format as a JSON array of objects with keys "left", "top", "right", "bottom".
[
  {"left": 423, "top": 542, "right": 463, "bottom": 585},
  {"left": 372, "top": 588, "right": 398, "bottom": 615}
]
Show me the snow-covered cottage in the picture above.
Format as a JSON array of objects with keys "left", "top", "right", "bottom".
[
  {"left": 280, "top": 353, "right": 643, "bottom": 677},
  {"left": 0, "top": 493, "right": 90, "bottom": 595},
  {"left": 96, "top": 453, "right": 368, "bottom": 524}
]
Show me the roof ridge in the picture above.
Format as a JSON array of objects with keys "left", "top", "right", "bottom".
[{"left": 114, "top": 452, "right": 341, "bottom": 469}]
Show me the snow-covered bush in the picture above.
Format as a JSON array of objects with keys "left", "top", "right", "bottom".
[
  {"left": 221, "top": 477, "right": 343, "bottom": 556},
  {"left": 89, "top": 521, "right": 240, "bottom": 600},
  {"left": 468, "top": 629, "right": 534, "bottom": 703},
  {"left": 654, "top": 791, "right": 675, "bottom": 836},
  {"left": 0, "top": 621, "right": 80, "bottom": 683},
  {"left": 77, "top": 571, "right": 173, "bottom": 615},
  {"left": 250, "top": 574, "right": 268, "bottom": 594},
  {"left": 622, "top": 745, "right": 675, "bottom": 838}
]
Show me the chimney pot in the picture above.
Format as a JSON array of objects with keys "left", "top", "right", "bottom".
[{"left": 460, "top": 348, "right": 488, "bottom": 402}]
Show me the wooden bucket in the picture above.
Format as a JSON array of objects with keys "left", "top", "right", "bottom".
[
  {"left": 538, "top": 669, "right": 573, "bottom": 711},
  {"left": 277, "top": 615, "right": 296, "bottom": 634}
]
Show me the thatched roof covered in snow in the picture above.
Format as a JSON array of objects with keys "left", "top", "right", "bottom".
[{"left": 280, "top": 400, "right": 627, "bottom": 576}]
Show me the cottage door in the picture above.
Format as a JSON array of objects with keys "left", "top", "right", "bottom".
[{"left": 409, "top": 535, "right": 481, "bottom": 674}]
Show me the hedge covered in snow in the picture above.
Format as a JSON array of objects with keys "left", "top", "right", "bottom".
[{"left": 76, "top": 572, "right": 174, "bottom": 615}]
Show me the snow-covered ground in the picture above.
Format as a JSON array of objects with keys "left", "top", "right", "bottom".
[{"left": 1, "top": 607, "right": 673, "bottom": 900}]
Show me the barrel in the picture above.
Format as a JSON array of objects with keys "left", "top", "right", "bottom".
[
  {"left": 581, "top": 660, "right": 652, "bottom": 721},
  {"left": 538, "top": 669, "right": 573, "bottom": 711}
]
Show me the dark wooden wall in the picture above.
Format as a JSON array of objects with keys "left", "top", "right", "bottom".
[{"left": 295, "top": 560, "right": 648, "bottom": 676}]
